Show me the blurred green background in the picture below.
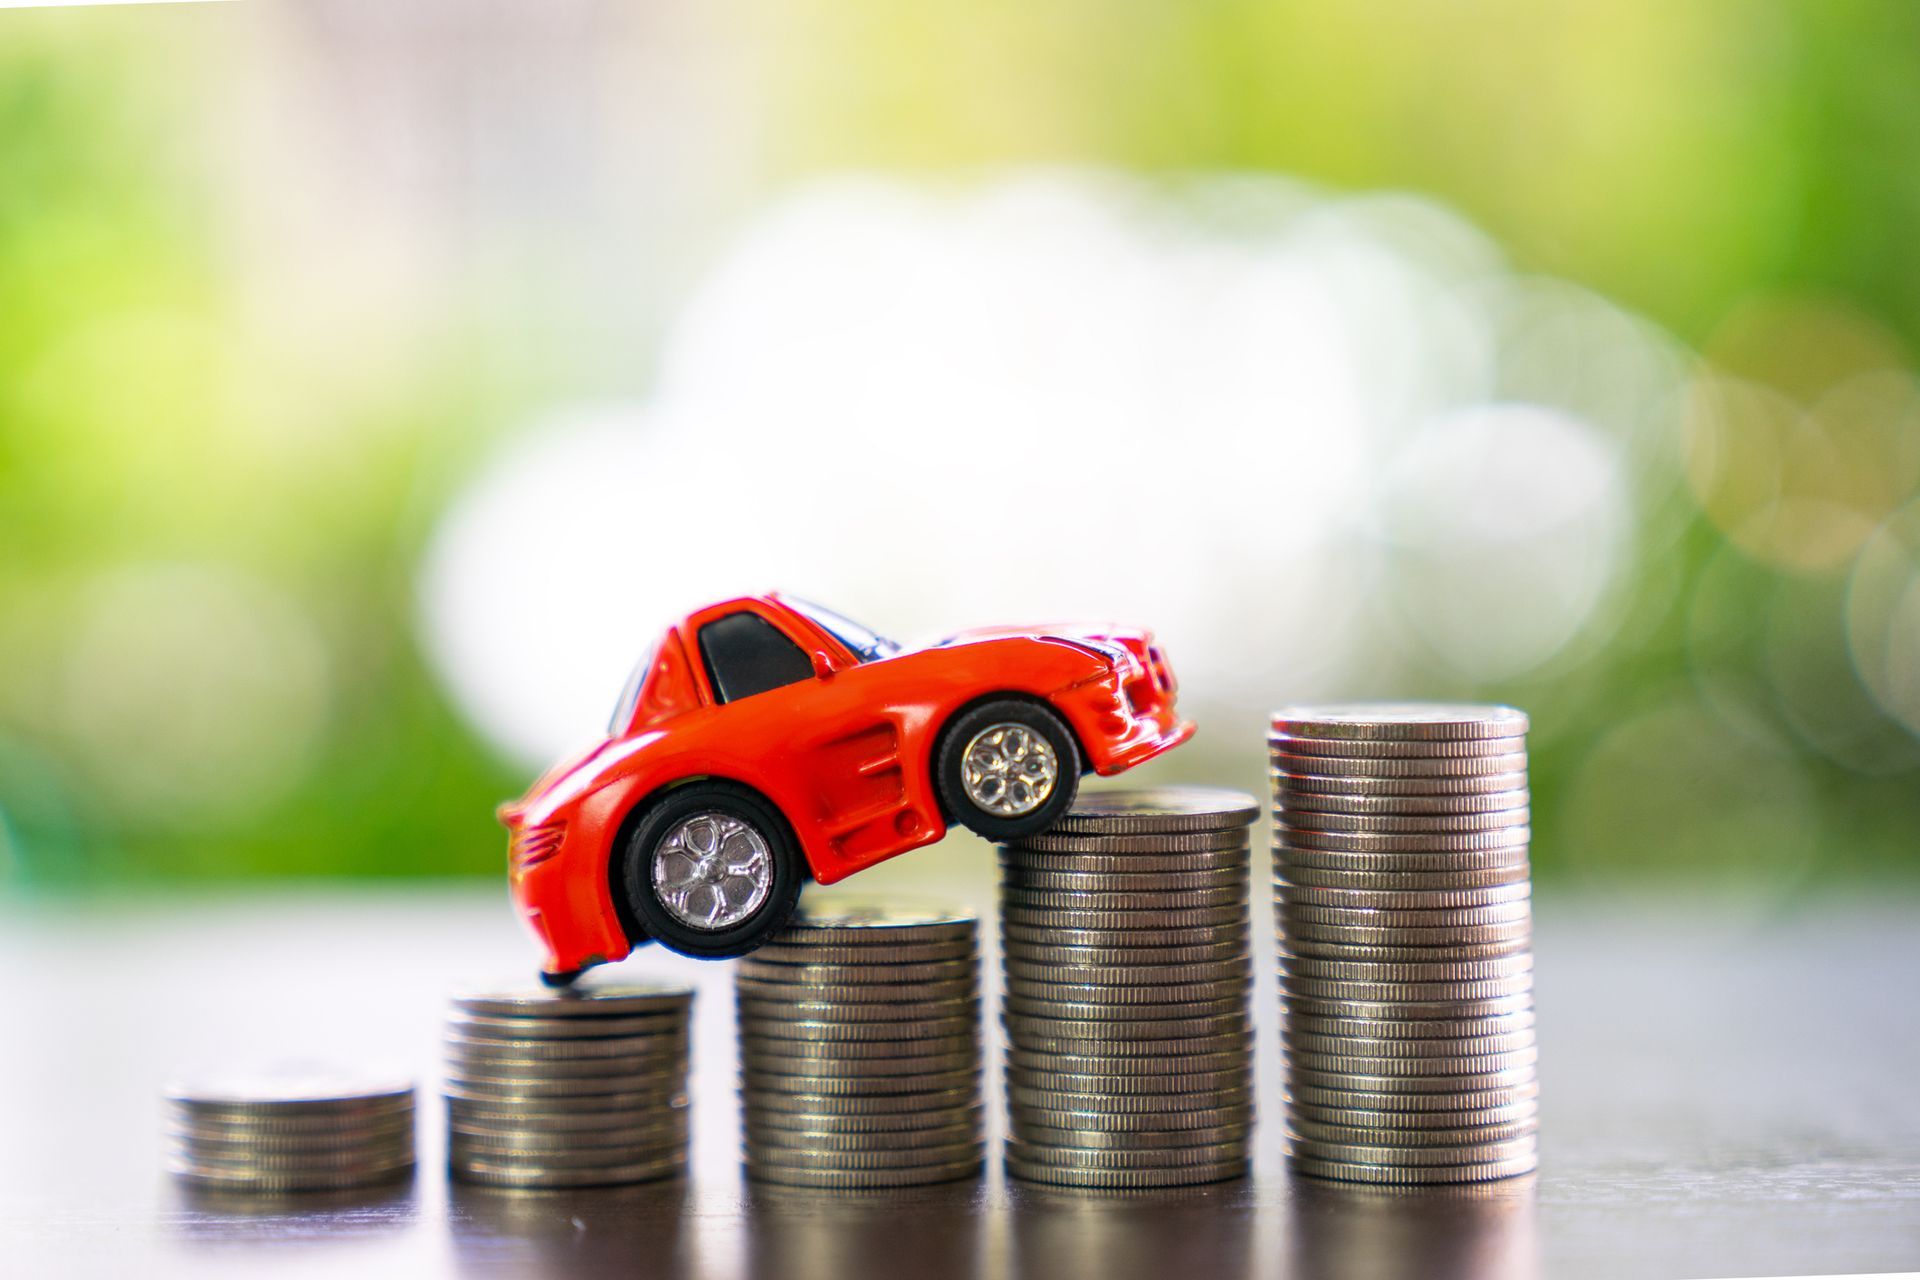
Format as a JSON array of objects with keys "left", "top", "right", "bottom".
[{"left": 2, "top": 0, "right": 1918, "bottom": 897}]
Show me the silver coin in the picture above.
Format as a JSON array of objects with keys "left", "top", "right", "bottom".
[
  {"left": 1278, "top": 899, "right": 1531, "bottom": 928},
  {"left": 1043, "top": 787, "right": 1261, "bottom": 835},
  {"left": 1000, "top": 867, "right": 1248, "bottom": 893},
  {"left": 748, "top": 940, "right": 975, "bottom": 966},
  {"left": 445, "top": 1034, "right": 688, "bottom": 1064},
  {"left": 173, "top": 1138, "right": 414, "bottom": 1171},
  {"left": 1284, "top": 1044, "right": 1538, "bottom": 1078},
  {"left": 738, "top": 1014, "right": 978, "bottom": 1044},
  {"left": 448, "top": 1117, "right": 687, "bottom": 1149},
  {"left": 1287, "top": 1151, "right": 1536, "bottom": 1185},
  {"left": 1001, "top": 957, "right": 1251, "bottom": 988},
  {"left": 450, "top": 1152, "right": 685, "bottom": 1188},
  {"left": 1278, "top": 935, "right": 1532, "bottom": 963},
  {"left": 1275, "top": 846, "right": 1532, "bottom": 877},
  {"left": 735, "top": 995, "right": 979, "bottom": 1024},
  {"left": 1286, "top": 1028, "right": 1535, "bottom": 1059},
  {"left": 1004, "top": 976, "right": 1250, "bottom": 1007},
  {"left": 1275, "top": 955, "right": 1532, "bottom": 986},
  {"left": 443, "top": 1079, "right": 687, "bottom": 1107},
  {"left": 1288, "top": 1133, "right": 1537, "bottom": 1167},
  {"left": 1000, "top": 885, "right": 1247, "bottom": 913},
  {"left": 1008, "top": 832, "right": 1251, "bottom": 856},
  {"left": 1289, "top": 1009, "right": 1535, "bottom": 1041},
  {"left": 1278, "top": 863, "right": 1531, "bottom": 891},
  {"left": 1001, "top": 922, "right": 1251, "bottom": 950},
  {"left": 1279, "top": 972, "right": 1533, "bottom": 1003},
  {"left": 1276, "top": 882, "right": 1531, "bottom": 910},
  {"left": 1003, "top": 996, "right": 1245, "bottom": 1024},
  {"left": 1004, "top": 1026, "right": 1253, "bottom": 1059},
  {"left": 736, "top": 1030, "right": 976, "bottom": 1059},
  {"left": 1279, "top": 921, "right": 1532, "bottom": 950},
  {"left": 735, "top": 958, "right": 975, "bottom": 987},
  {"left": 1007, "top": 1103, "right": 1255, "bottom": 1133},
  {"left": 774, "top": 899, "right": 977, "bottom": 944},
  {"left": 1002, "top": 1011, "right": 1251, "bottom": 1042},
  {"left": 1270, "top": 751, "right": 1528, "bottom": 779},
  {"left": 1277, "top": 789, "right": 1529, "bottom": 817},
  {"left": 741, "top": 1069, "right": 977, "bottom": 1097},
  {"left": 1269, "top": 704, "right": 1529, "bottom": 741},
  {"left": 166, "top": 1109, "right": 414, "bottom": 1139},
  {"left": 1000, "top": 904, "right": 1246, "bottom": 930},
  {"left": 170, "top": 1159, "right": 414, "bottom": 1192},
  {"left": 740, "top": 1084, "right": 978, "bottom": 1116},
  {"left": 1286, "top": 1083, "right": 1539, "bottom": 1119},
  {"left": 1287, "top": 1114, "right": 1536, "bottom": 1147},
  {"left": 1003, "top": 1154, "right": 1246, "bottom": 1189},
  {"left": 1006, "top": 1046, "right": 1249, "bottom": 1077},
  {"left": 446, "top": 1011, "right": 690, "bottom": 1041},
  {"left": 741, "top": 1050, "right": 979, "bottom": 1079},
  {"left": 1007, "top": 1066, "right": 1248, "bottom": 1097},
  {"left": 449, "top": 1133, "right": 684, "bottom": 1166},
  {"left": 1002, "top": 939, "right": 1251, "bottom": 968},
  {"left": 1006, "top": 1138, "right": 1249, "bottom": 1170},
  {"left": 745, "top": 1118, "right": 980, "bottom": 1152},
  {"left": 1013, "top": 1128, "right": 1251, "bottom": 1159},
  {"left": 164, "top": 1068, "right": 414, "bottom": 1114},
  {"left": 746, "top": 1139, "right": 983, "bottom": 1171},
  {"left": 1291, "top": 1096, "right": 1538, "bottom": 1129},
  {"left": 170, "top": 1119, "right": 414, "bottom": 1154},
  {"left": 1285, "top": 1064, "right": 1537, "bottom": 1098},
  {"left": 733, "top": 976, "right": 977, "bottom": 1004},
  {"left": 446, "top": 1096, "right": 688, "bottom": 1127},
  {"left": 744, "top": 1102, "right": 983, "bottom": 1134},
  {"left": 742, "top": 1158, "right": 981, "bottom": 1189},
  {"left": 1285, "top": 992, "right": 1534, "bottom": 1021},
  {"left": 1277, "top": 825, "right": 1531, "bottom": 854},
  {"left": 1274, "top": 771, "right": 1530, "bottom": 797},
  {"left": 452, "top": 981, "right": 694, "bottom": 1020},
  {"left": 1268, "top": 734, "right": 1528, "bottom": 760},
  {"left": 1006, "top": 1084, "right": 1254, "bottom": 1115},
  {"left": 1281, "top": 808, "right": 1531, "bottom": 836}
]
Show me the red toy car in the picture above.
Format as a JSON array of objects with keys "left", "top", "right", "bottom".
[{"left": 498, "top": 593, "right": 1195, "bottom": 979}]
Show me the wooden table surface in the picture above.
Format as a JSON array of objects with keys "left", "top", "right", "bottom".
[{"left": 3, "top": 870, "right": 1916, "bottom": 1279}]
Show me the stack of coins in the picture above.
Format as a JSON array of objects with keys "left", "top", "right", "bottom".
[
  {"left": 164, "top": 1067, "right": 415, "bottom": 1193},
  {"left": 1269, "top": 704, "right": 1538, "bottom": 1185},
  {"left": 734, "top": 900, "right": 984, "bottom": 1189},
  {"left": 999, "top": 786, "right": 1260, "bottom": 1189},
  {"left": 444, "top": 980, "right": 694, "bottom": 1189}
]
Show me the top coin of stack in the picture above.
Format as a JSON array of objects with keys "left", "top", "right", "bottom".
[
  {"left": 444, "top": 980, "right": 694, "bottom": 1189},
  {"left": 735, "top": 899, "right": 984, "bottom": 1189},
  {"left": 1000, "top": 785, "right": 1260, "bottom": 1190},
  {"left": 1269, "top": 704, "right": 1538, "bottom": 1186},
  {"left": 164, "top": 1066, "right": 416, "bottom": 1194}
]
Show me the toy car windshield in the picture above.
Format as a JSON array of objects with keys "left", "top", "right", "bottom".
[{"left": 784, "top": 597, "right": 900, "bottom": 663}]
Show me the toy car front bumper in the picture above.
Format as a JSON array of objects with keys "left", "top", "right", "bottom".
[{"left": 1098, "top": 715, "right": 1197, "bottom": 775}]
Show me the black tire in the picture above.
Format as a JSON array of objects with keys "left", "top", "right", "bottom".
[
  {"left": 620, "top": 780, "right": 804, "bottom": 959},
  {"left": 936, "top": 698, "right": 1081, "bottom": 842}
]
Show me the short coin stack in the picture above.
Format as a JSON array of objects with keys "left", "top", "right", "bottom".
[
  {"left": 444, "top": 980, "right": 694, "bottom": 1189},
  {"left": 164, "top": 1067, "right": 415, "bottom": 1194},
  {"left": 999, "top": 785, "right": 1260, "bottom": 1189},
  {"left": 1269, "top": 704, "right": 1538, "bottom": 1185},
  {"left": 734, "top": 900, "right": 984, "bottom": 1188}
]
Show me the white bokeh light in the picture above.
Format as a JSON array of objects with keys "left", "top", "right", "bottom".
[{"left": 419, "top": 171, "right": 1678, "bottom": 767}]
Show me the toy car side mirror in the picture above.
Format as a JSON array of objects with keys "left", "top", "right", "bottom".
[{"left": 810, "top": 650, "right": 835, "bottom": 680}]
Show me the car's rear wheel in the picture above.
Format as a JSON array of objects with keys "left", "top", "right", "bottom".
[
  {"left": 620, "top": 781, "right": 804, "bottom": 959},
  {"left": 936, "top": 699, "right": 1081, "bottom": 842}
]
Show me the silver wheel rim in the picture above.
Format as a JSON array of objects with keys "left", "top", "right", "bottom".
[
  {"left": 960, "top": 722, "right": 1060, "bottom": 818},
  {"left": 651, "top": 810, "right": 773, "bottom": 931}
]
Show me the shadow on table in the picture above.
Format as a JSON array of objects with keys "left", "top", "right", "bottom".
[
  {"left": 163, "top": 1173, "right": 421, "bottom": 1249},
  {"left": 743, "top": 1177, "right": 987, "bottom": 1280},
  {"left": 449, "top": 1176, "right": 694, "bottom": 1279},
  {"left": 1288, "top": 1171, "right": 1540, "bottom": 1280},
  {"left": 1007, "top": 1177, "right": 1256, "bottom": 1280}
]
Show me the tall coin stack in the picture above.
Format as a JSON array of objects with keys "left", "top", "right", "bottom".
[
  {"left": 735, "top": 900, "right": 985, "bottom": 1188},
  {"left": 1269, "top": 704, "right": 1538, "bottom": 1185},
  {"left": 1000, "top": 786, "right": 1260, "bottom": 1189},
  {"left": 164, "top": 1068, "right": 415, "bottom": 1193},
  {"left": 444, "top": 981, "right": 694, "bottom": 1189}
]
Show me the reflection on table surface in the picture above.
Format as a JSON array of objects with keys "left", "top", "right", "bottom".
[{"left": 5, "top": 886, "right": 1918, "bottom": 1279}]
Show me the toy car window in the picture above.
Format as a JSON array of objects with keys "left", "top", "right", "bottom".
[
  {"left": 698, "top": 611, "right": 815, "bottom": 704},
  {"left": 607, "top": 639, "right": 657, "bottom": 734},
  {"left": 785, "top": 597, "right": 900, "bottom": 663}
]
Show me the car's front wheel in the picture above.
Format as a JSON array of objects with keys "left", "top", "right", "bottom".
[
  {"left": 620, "top": 781, "right": 804, "bottom": 959},
  {"left": 936, "top": 699, "right": 1081, "bottom": 842}
]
